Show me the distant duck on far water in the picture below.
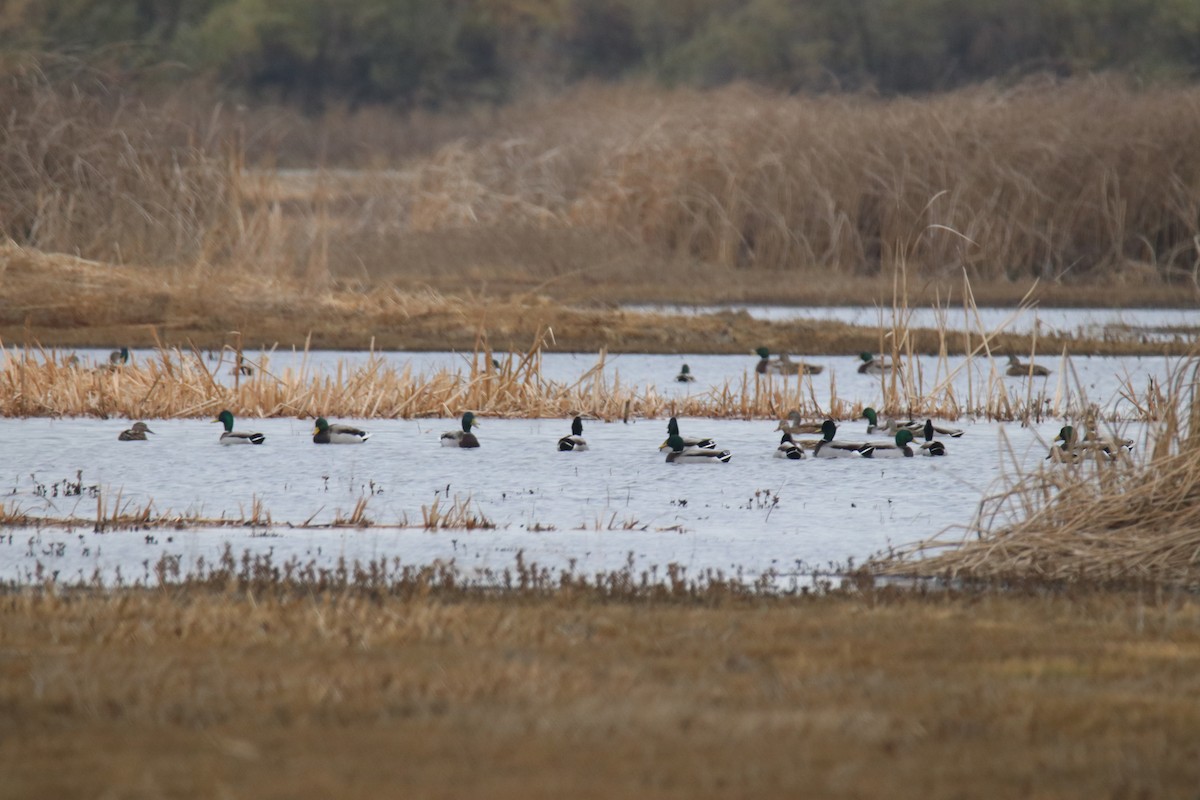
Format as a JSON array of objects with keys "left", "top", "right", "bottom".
[{"left": 675, "top": 364, "right": 695, "bottom": 382}]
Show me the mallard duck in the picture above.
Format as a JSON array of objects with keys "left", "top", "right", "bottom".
[
  {"left": 312, "top": 417, "right": 370, "bottom": 444},
  {"left": 774, "top": 432, "right": 805, "bottom": 460},
  {"left": 1007, "top": 354, "right": 1050, "bottom": 377},
  {"left": 233, "top": 354, "right": 254, "bottom": 377},
  {"left": 213, "top": 410, "right": 265, "bottom": 445},
  {"left": 778, "top": 353, "right": 824, "bottom": 375},
  {"left": 441, "top": 412, "right": 480, "bottom": 448},
  {"left": 857, "top": 352, "right": 895, "bottom": 374},
  {"left": 755, "top": 347, "right": 777, "bottom": 374},
  {"left": 665, "top": 434, "right": 731, "bottom": 463},
  {"left": 775, "top": 410, "right": 824, "bottom": 436},
  {"left": 1049, "top": 425, "right": 1130, "bottom": 461},
  {"left": 118, "top": 421, "right": 154, "bottom": 441},
  {"left": 862, "top": 408, "right": 963, "bottom": 438},
  {"left": 812, "top": 420, "right": 867, "bottom": 458},
  {"left": 859, "top": 429, "right": 916, "bottom": 458},
  {"left": 659, "top": 416, "right": 716, "bottom": 452},
  {"left": 918, "top": 420, "right": 946, "bottom": 456},
  {"left": 675, "top": 364, "right": 695, "bottom": 383},
  {"left": 558, "top": 416, "right": 588, "bottom": 451},
  {"left": 755, "top": 347, "right": 822, "bottom": 376},
  {"left": 861, "top": 407, "right": 921, "bottom": 436},
  {"left": 109, "top": 347, "right": 129, "bottom": 366}
]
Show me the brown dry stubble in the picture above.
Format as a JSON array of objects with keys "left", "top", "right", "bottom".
[{"left": 2, "top": 588, "right": 1199, "bottom": 799}]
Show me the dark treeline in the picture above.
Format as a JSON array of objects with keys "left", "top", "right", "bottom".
[{"left": 4, "top": 0, "right": 1199, "bottom": 111}]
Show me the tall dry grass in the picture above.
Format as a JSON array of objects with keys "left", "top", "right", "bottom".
[
  {"left": 0, "top": 60, "right": 247, "bottom": 268},
  {"left": 877, "top": 355, "right": 1200, "bottom": 586},
  {"left": 0, "top": 307, "right": 1170, "bottom": 422},
  {"left": 3, "top": 65, "right": 1198, "bottom": 305},
  {"left": 252, "top": 79, "right": 1200, "bottom": 292}
]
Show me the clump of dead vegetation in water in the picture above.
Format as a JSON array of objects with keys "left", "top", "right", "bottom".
[{"left": 876, "top": 354, "right": 1200, "bottom": 586}]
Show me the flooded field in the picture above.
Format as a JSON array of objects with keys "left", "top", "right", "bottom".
[{"left": 1, "top": 410, "right": 1141, "bottom": 589}]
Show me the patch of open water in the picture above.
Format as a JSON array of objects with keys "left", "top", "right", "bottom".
[
  {"left": 0, "top": 413, "right": 1140, "bottom": 589},
  {"left": 623, "top": 304, "right": 1200, "bottom": 342}
]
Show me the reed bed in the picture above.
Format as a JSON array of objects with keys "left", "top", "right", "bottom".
[
  {"left": 245, "top": 79, "right": 1200, "bottom": 295},
  {"left": 7, "top": 66, "right": 1198, "bottom": 309},
  {"left": 876, "top": 356, "right": 1200, "bottom": 586},
  {"left": 0, "top": 62, "right": 246, "bottom": 268},
  {"left": 0, "top": 306, "right": 1168, "bottom": 423}
]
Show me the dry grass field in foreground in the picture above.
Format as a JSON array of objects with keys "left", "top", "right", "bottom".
[{"left": 2, "top": 586, "right": 1198, "bottom": 799}]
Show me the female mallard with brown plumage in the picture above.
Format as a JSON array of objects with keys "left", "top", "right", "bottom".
[
  {"left": 776, "top": 410, "right": 824, "bottom": 436},
  {"left": 118, "top": 421, "right": 154, "bottom": 441},
  {"left": 1006, "top": 354, "right": 1050, "bottom": 377},
  {"left": 755, "top": 347, "right": 822, "bottom": 376}
]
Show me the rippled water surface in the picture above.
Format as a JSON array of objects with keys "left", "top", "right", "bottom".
[{"left": 0, "top": 412, "right": 1141, "bottom": 588}]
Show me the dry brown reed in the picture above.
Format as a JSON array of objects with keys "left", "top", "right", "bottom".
[
  {"left": 877, "top": 355, "right": 1200, "bottom": 586},
  {"left": 0, "top": 62, "right": 244, "bottom": 267},
  {"left": 2, "top": 488, "right": 494, "bottom": 532},
  {"left": 243, "top": 79, "right": 1200, "bottom": 295},
  {"left": 0, "top": 305, "right": 1168, "bottom": 423}
]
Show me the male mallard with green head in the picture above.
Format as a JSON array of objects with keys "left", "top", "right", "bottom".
[
  {"left": 659, "top": 417, "right": 716, "bottom": 452},
  {"left": 812, "top": 420, "right": 867, "bottom": 458},
  {"left": 213, "top": 410, "right": 265, "bottom": 445},
  {"left": 665, "top": 434, "right": 731, "bottom": 463},
  {"left": 558, "top": 416, "right": 588, "bottom": 451},
  {"left": 676, "top": 364, "right": 695, "bottom": 383},
  {"left": 1049, "top": 425, "right": 1129, "bottom": 462},
  {"left": 857, "top": 352, "right": 894, "bottom": 374},
  {"left": 109, "top": 347, "right": 129, "bottom": 366},
  {"left": 312, "top": 417, "right": 370, "bottom": 444},
  {"left": 118, "top": 421, "right": 154, "bottom": 441},
  {"left": 442, "top": 412, "right": 480, "bottom": 448},
  {"left": 859, "top": 428, "right": 916, "bottom": 458}
]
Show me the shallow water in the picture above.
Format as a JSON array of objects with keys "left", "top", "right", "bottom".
[
  {"left": 624, "top": 304, "right": 1200, "bottom": 342},
  {"left": 0, "top": 414, "right": 1133, "bottom": 588}
]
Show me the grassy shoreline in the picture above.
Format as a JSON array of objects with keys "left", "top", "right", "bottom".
[
  {"left": 3, "top": 584, "right": 1198, "bottom": 799},
  {"left": 2, "top": 246, "right": 1195, "bottom": 357}
]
